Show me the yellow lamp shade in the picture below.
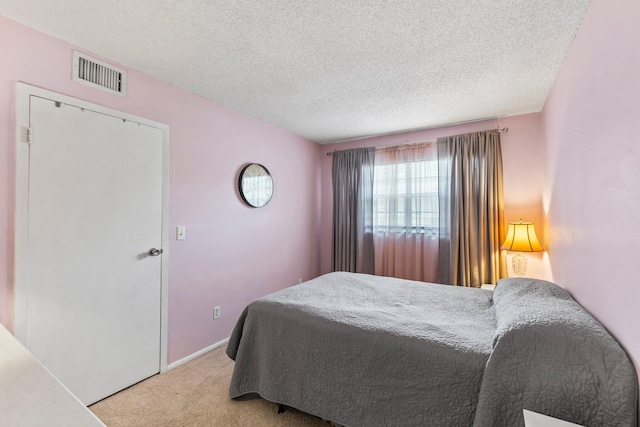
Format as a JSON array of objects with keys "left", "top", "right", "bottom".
[{"left": 501, "top": 221, "right": 543, "bottom": 252}]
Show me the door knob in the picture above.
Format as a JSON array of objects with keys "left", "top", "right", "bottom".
[{"left": 148, "top": 248, "right": 163, "bottom": 257}]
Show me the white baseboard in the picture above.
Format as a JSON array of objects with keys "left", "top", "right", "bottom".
[{"left": 165, "top": 337, "right": 230, "bottom": 371}]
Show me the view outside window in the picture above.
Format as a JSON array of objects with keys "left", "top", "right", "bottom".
[{"left": 372, "top": 159, "right": 438, "bottom": 233}]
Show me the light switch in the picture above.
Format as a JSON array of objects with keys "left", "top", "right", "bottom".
[{"left": 176, "top": 226, "right": 186, "bottom": 240}]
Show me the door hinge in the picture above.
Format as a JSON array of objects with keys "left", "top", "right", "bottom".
[{"left": 26, "top": 127, "right": 33, "bottom": 144}]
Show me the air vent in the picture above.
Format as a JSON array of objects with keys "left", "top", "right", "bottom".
[{"left": 72, "top": 51, "right": 127, "bottom": 97}]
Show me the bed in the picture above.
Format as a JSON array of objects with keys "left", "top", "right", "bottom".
[{"left": 226, "top": 272, "right": 638, "bottom": 427}]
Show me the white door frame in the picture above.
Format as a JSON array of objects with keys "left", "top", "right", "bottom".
[{"left": 14, "top": 82, "right": 170, "bottom": 373}]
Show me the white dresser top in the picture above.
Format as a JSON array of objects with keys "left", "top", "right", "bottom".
[
  {"left": 0, "top": 324, "right": 105, "bottom": 426},
  {"left": 523, "top": 409, "right": 585, "bottom": 427}
]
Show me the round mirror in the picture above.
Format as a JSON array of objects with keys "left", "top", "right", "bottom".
[{"left": 238, "top": 163, "right": 273, "bottom": 208}]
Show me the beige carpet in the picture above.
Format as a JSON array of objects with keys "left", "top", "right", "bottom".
[{"left": 90, "top": 344, "right": 328, "bottom": 427}]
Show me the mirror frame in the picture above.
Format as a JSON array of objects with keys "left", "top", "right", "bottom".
[{"left": 238, "top": 163, "right": 274, "bottom": 208}]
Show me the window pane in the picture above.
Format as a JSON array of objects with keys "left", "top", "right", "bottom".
[{"left": 373, "top": 159, "right": 438, "bottom": 233}]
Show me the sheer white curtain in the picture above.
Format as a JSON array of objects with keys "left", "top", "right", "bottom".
[{"left": 372, "top": 142, "right": 438, "bottom": 282}]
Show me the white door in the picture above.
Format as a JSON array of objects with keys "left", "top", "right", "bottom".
[{"left": 22, "top": 95, "right": 164, "bottom": 405}]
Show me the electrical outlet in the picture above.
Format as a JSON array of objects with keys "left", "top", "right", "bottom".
[{"left": 213, "top": 306, "right": 220, "bottom": 320}]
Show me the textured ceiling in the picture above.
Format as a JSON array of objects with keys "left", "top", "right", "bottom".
[{"left": 0, "top": 0, "right": 591, "bottom": 143}]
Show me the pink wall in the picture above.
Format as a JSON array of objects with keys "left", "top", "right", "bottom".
[
  {"left": 0, "top": 17, "right": 321, "bottom": 364},
  {"left": 541, "top": 0, "right": 640, "bottom": 370},
  {"left": 319, "top": 114, "right": 550, "bottom": 280}
]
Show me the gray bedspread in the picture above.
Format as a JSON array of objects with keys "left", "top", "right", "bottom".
[
  {"left": 227, "top": 273, "right": 638, "bottom": 427},
  {"left": 474, "top": 278, "right": 638, "bottom": 427}
]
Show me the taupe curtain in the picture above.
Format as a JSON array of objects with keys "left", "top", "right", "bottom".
[
  {"left": 332, "top": 148, "right": 375, "bottom": 273},
  {"left": 437, "top": 130, "right": 506, "bottom": 286}
]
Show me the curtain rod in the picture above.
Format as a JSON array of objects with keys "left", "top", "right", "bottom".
[{"left": 325, "top": 127, "right": 509, "bottom": 156}]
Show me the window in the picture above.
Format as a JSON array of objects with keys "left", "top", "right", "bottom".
[{"left": 372, "top": 159, "right": 438, "bottom": 233}]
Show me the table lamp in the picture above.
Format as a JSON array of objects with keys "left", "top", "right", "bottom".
[{"left": 501, "top": 219, "right": 543, "bottom": 276}]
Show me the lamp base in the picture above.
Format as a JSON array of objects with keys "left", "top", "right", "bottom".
[{"left": 512, "top": 252, "right": 528, "bottom": 276}]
